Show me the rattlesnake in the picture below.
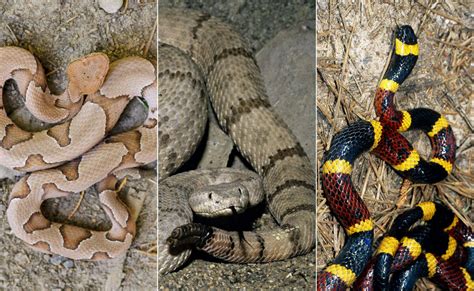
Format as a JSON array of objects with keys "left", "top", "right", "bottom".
[
  {"left": 1, "top": 47, "right": 157, "bottom": 259},
  {"left": 158, "top": 8, "right": 315, "bottom": 273}
]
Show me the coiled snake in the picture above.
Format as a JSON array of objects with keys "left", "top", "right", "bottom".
[
  {"left": 1, "top": 47, "right": 157, "bottom": 259},
  {"left": 317, "top": 26, "right": 470, "bottom": 290},
  {"left": 158, "top": 8, "right": 315, "bottom": 273}
]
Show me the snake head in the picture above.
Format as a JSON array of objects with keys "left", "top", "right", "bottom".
[
  {"left": 189, "top": 182, "right": 250, "bottom": 217},
  {"left": 67, "top": 53, "right": 110, "bottom": 103}
]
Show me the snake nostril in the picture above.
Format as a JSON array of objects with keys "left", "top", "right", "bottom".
[{"left": 208, "top": 192, "right": 212, "bottom": 200}]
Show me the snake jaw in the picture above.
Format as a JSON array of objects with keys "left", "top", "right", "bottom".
[{"left": 194, "top": 206, "right": 245, "bottom": 217}]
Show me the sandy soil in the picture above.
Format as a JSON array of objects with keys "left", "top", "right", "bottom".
[
  {"left": 0, "top": 1, "right": 157, "bottom": 290},
  {"left": 317, "top": 0, "right": 472, "bottom": 290}
]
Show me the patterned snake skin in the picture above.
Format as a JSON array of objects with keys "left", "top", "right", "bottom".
[{"left": 158, "top": 8, "right": 315, "bottom": 273}]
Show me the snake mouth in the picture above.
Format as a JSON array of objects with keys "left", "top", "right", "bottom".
[{"left": 195, "top": 206, "right": 245, "bottom": 217}]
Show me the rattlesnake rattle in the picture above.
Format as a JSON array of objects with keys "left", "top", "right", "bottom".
[
  {"left": 1, "top": 47, "right": 157, "bottom": 259},
  {"left": 159, "top": 8, "right": 315, "bottom": 273}
]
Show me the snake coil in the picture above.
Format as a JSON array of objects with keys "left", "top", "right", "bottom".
[{"left": 318, "top": 26, "right": 459, "bottom": 290}]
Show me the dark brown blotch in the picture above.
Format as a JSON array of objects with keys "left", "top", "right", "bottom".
[
  {"left": 1, "top": 124, "right": 33, "bottom": 150},
  {"left": 90, "top": 251, "right": 112, "bottom": 260},
  {"left": 9, "top": 177, "right": 31, "bottom": 201},
  {"left": 46, "top": 121, "right": 72, "bottom": 147},
  {"left": 224, "top": 97, "right": 271, "bottom": 132},
  {"left": 267, "top": 179, "right": 315, "bottom": 206},
  {"left": 31, "top": 241, "right": 51, "bottom": 253},
  {"left": 59, "top": 225, "right": 93, "bottom": 250},
  {"left": 261, "top": 144, "right": 307, "bottom": 177},
  {"left": 23, "top": 212, "right": 51, "bottom": 233}
]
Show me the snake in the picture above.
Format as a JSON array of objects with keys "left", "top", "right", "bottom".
[
  {"left": 158, "top": 8, "right": 315, "bottom": 273},
  {"left": 355, "top": 202, "right": 473, "bottom": 290},
  {"left": 317, "top": 26, "right": 458, "bottom": 290},
  {"left": 1, "top": 46, "right": 157, "bottom": 259}
]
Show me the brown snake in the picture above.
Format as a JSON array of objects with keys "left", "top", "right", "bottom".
[
  {"left": 1, "top": 46, "right": 157, "bottom": 259},
  {"left": 159, "top": 8, "right": 315, "bottom": 273}
]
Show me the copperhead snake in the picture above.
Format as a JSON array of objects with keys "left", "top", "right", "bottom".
[
  {"left": 1, "top": 46, "right": 157, "bottom": 259},
  {"left": 158, "top": 8, "right": 315, "bottom": 273}
]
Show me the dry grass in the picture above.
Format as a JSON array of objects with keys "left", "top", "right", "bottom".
[{"left": 316, "top": 0, "right": 472, "bottom": 289}]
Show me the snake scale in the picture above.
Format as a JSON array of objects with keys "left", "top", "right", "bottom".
[
  {"left": 1, "top": 47, "right": 157, "bottom": 259},
  {"left": 158, "top": 8, "right": 315, "bottom": 273}
]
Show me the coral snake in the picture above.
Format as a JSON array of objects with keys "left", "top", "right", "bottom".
[
  {"left": 356, "top": 202, "right": 473, "bottom": 290},
  {"left": 317, "top": 26, "right": 472, "bottom": 290}
]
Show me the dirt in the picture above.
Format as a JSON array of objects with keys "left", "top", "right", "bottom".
[
  {"left": 317, "top": 0, "right": 472, "bottom": 290},
  {"left": 0, "top": 1, "right": 157, "bottom": 290}
]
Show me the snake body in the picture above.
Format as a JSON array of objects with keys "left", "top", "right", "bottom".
[
  {"left": 375, "top": 202, "right": 474, "bottom": 290},
  {"left": 318, "top": 26, "right": 457, "bottom": 289},
  {"left": 1, "top": 47, "right": 157, "bottom": 259},
  {"left": 158, "top": 8, "right": 315, "bottom": 273},
  {"left": 354, "top": 202, "right": 473, "bottom": 290}
]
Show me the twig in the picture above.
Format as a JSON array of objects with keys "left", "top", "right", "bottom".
[
  {"left": 6, "top": 24, "right": 18, "bottom": 44},
  {"left": 426, "top": 37, "right": 474, "bottom": 52},
  {"left": 416, "top": 0, "right": 469, "bottom": 27},
  {"left": 68, "top": 191, "right": 85, "bottom": 219},
  {"left": 143, "top": 20, "right": 157, "bottom": 57}
]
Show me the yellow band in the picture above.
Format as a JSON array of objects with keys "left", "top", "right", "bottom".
[
  {"left": 441, "top": 236, "right": 457, "bottom": 261},
  {"left": 346, "top": 219, "right": 374, "bottom": 235},
  {"left": 395, "top": 38, "right": 419, "bottom": 56},
  {"left": 325, "top": 264, "right": 357, "bottom": 286},
  {"left": 425, "top": 253, "right": 438, "bottom": 278},
  {"left": 464, "top": 241, "right": 474, "bottom": 248},
  {"left": 398, "top": 111, "right": 412, "bottom": 132},
  {"left": 322, "top": 159, "right": 352, "bottom": 175},
  {"left": 430, "top": 157, "right": 453, "bottom": 174},
  {"left": 400, "top": 237, "right": 422, "bottom": 258},
  {"left": 379, "top": 79, "right": 399, "bottom": 93},
  {"left": 377, "top": 236, "right": 399, "bottom": 256},
  {"left": 417, "top": 201, "right": 436, "bottom": 221},
  {"left": 428, "top": 116, "right": 449, "bottom": 137},
  {"left": 393, "top": 150, "right": 420, "bottom": 171},
  {"left": 444, "top": 215, "right": 459, "bottom": 232},
  {"left": 460, "top": 267, "right": 474, "bottom": 290},
  {"left": 370, "top": 120, "right": 383, "bottom": 151}
]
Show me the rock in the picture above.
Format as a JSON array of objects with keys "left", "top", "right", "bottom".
[
  {"left": 14, "top": 253, "right": 29, "bottom": 266},
  {"left": 0, "top": 164, "right": 19, "bottom": 180},
  {"left": 256, "top": 21, "right": 316, "bottom": 166},
  {"left": 49, "top": 255, "right": 65, "bottom": 266},
  {"left": 98, "top": 0, "right": 123, "bottom": 14},
  {"left": 197, "top": 122, "right": 234, "bottom": 169},
  {"left": 62, "top": 259, "right": 74, "bottom": 269}
]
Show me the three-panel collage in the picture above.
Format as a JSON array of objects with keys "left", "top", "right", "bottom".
[{"left": 0, "top": 0, "right": 471, "bottom": 290}]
